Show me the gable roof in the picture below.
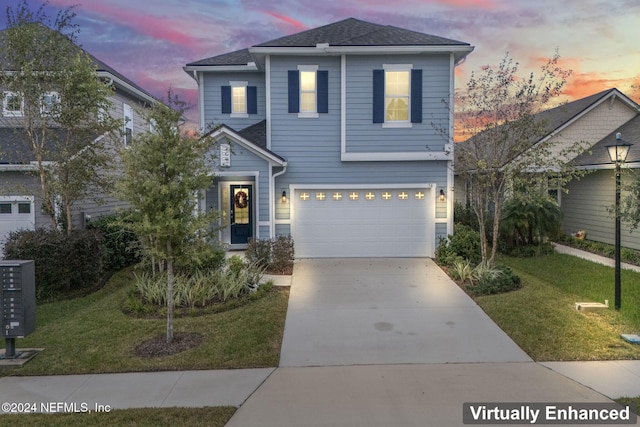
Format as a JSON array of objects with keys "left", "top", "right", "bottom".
[
  {"left": 253, "top": 18, "right": 469, "bottom": 48},
  {"left": 0, "top": 25, "right": 157, "bottom": 105},
  {"left": 208, "top": 120, "right": 286, "bottom": 166},
  {"left": 571, "top": 115, "right": 640, "bottom": 168},
  {"left": 186, "top": 18, "right": 473, "bottom": 69},
  {"left": 456, "top": 88, "right": 640, "bottom": 172}
]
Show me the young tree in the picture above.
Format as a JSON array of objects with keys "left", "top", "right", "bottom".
[
  {"left": 455, "top": 52, "right": 588, "bottom": 266},
  {"left": 0, "top": 0, "right": 119, "bottom": 233},
  {"left": 116, "top": 94, "right": 216, "bottom": 343}
]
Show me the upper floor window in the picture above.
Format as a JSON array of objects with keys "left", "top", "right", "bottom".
[
  {"left": 288, "top": 66, "right": 328, "bottom": 118},
  {"left": 299, "top": 69, "right": 317, "bottom": 114},
  {"left": 3, "top": 91, "right": 23, "bottom": 117},
  {"left": 221, "top": 82, "right": 257, "bottom": 117},
  {"left": 41, "top": 91, "right": 60, "bottom": 115},
  {"left": 385, "top": 71, "right": 410, "bottom": 122},
  {"left": 123, "top": 103, "right": 133, "bottom": 147},
  {"left": 373, "top": 65, "right": 422, "bottom": 127}
]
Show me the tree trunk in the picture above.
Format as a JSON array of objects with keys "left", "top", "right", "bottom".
[
  {"left": 489, "top": 199, "right": 501, "bottom": 266},
  {"left": 65, "top": 199, "right": 73, "bottom": 235},
  {"left": 166, "top": 240, "right": 174, "bottom": 344}
]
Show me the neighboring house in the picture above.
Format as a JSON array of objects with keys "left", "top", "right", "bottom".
[
  {"left": 454, "top": 88, "right": 640, "bottom": 250},
  {"left": 0, "top": 29, "right": 157, "bottom": 250},
  {"left": 184, "top": 18, "right": 474, "bottom": 257}
]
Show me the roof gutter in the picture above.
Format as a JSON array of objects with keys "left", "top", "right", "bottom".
[{"left": 97, "top": 71, "right": 157, "bottom": 105}]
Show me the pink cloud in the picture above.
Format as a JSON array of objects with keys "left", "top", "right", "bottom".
[
  {"left": 263, "top": 11, "right": 307, "bottom": 32},
  {"left": 48, "top": 0, "right": 200, "bottom": 47}
]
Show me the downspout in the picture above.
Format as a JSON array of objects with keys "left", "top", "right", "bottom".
[{"left": 270, "top": 164, "right": 288, "bottom": 238}]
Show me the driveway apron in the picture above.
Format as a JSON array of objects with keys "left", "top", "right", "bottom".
[{"left": 279, "top": 258, "right": 531, "bottom": 367}]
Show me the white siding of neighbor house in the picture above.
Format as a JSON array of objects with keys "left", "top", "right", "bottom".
[{"left": 562, "top": 169, "right": 640, "bottom": 250}]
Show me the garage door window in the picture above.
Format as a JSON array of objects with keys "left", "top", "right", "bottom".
[
  {"left": 18, "top": 203, "right": 31, "bottom": 214},
  {"left": 0, "top": 204, "right": 11, "bottom": 214}
]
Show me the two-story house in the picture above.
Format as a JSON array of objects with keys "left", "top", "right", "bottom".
[
  {"left": 184, "top": 18, "right": 473, "bottom": 257},
  {"left": 0, "top": 28, "right": 157, "bottom": 250}
]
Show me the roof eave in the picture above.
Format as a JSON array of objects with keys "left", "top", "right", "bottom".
[
  {"left": 248, "top": 44, "right": 474, "bottom": 56},
  {"left": 183, "top": 63, "right": 259, "bottom": 73},
  {"left": 97, "top": 71, "right": 157, "bottom": 105},
  {"left": 210, "top": 126, "right": 287, "bottom": 166}
]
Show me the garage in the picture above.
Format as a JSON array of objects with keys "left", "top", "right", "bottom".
[
  {"left": 292, "top": 187, "right": 434, "bottom": 258},
  {"left": 0, "top": 196, "right": 35, "bottom": 255}
]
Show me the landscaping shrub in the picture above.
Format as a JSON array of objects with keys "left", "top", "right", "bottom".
[
  {"left": 4, "top": 228, "right": 105, "bottom": 299},
  {"left": 454, "top": 202, "right": 479, "bottom": 231},
  {"left": 435, "top": 237, "right": 463, "bottom": 266},
  {"left": 450, "top": 259, "right": 474, "bottom": 284},
  {"left": 435, "top": 224, "right": 482, "bottom": 266},
  {"left": 245, "top": 235, "right": 294, "bottom": 274},
  {"left": 502, "top": 241, "right": 555, "bottom": 258},
  {"left": 87, "top": 212, "right": 142, "bottom": 271},
  {"left": 500, "top": 196, "right": 562, "bottom": 249},
  {"left": 468, "top": 264, "right": 522, "bottom": 296},
  {"left": 129, "top": 256, "right": 266, "bottom": 311}
]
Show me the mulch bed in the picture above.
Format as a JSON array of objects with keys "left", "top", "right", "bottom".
[{"left": 134, "top": 332, "right": 204, "bottom": 358}]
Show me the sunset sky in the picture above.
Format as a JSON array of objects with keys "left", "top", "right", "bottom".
[{"left": 3, "top": 0, "right": 640, "bottom": 127}]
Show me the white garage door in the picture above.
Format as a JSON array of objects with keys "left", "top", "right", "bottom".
[
  {"left": 0, "top": 197, "right": 36, "bottom": 255},
  {"left": 292, "top": 187, "right": 433, "bottom": 258}
]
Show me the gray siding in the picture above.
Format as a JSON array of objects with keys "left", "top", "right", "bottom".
[
  {"left": 345, "top": 54, "right": 451, "bottom": 153},
  {"left": 202, "top": 72, "right": 266, "bottom": 130},
  {"left": 563, "top": 170, "right": 640, "bottom": 250},
  {"left": 209, "top": 142, "right": 271, "bottom": 223},
  {"left": 269, "top": 57, "right": 448, "bottom": 186},
  {"left": 436, "top": 222, "right": 448, "bottom": 244}
]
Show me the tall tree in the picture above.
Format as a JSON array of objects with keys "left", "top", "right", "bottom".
[
  {"left": 116, "top": 94, "right": 216, "bottom": 343},
  {"left": 1, "top": 0, "right": 119, "bottom": 233},
  {"left": 454, "top": 52, "right": 588, "bottom": 266}
]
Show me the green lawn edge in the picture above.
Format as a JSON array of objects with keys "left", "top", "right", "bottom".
[{"left": 1, "top": 268, "right": 289, "bottom": 377}]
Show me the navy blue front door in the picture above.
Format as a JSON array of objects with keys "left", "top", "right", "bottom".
[{"left": 230, "top": 185, "right": 253, "bottom": 244}]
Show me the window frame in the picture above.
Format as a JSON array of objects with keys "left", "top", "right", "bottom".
[
  {"left": 123, "top": 103, "right": 133, "bottom": 147},
  {"left": 3, "top": 91, "right": 24, "bottom": 117},
  {"left": 41, "top": 91, "right": 60, "bottom": 115},
  {"left": 297, "top": 65, "right": 319, "bottom": 118},
  {"left": 382, "top": 64, "right": 412, "bottom": 128},
  {"left": 230, "top": 81, "right": 249, "bottom": 118}
]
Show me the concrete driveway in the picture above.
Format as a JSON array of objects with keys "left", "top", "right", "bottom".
[{"left": 279, "top": 258, "right": 531, "bottom": 367}]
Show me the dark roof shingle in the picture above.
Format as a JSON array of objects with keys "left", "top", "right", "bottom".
[{"left": 188, "top": 18, "right": 471, "bottom": 67}]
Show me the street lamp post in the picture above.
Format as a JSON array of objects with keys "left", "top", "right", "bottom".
[{"left": 606, "top": 133, "right": 632, "bottom": 311}]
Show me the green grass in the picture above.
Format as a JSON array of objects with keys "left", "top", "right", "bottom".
[
  {"left": 473, "top": 253, "right": 640, "bottom": 361},
  {"left": 1, "top": 268, "right": 289, "bottom": 376},
  {"left": 0, "top": 407, "right": 235, "bottom": 427}
]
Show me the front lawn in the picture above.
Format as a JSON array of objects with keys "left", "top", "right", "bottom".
[
  {"left": 473, "top": 253, "right": 640, "bottom": 361},
  {"left": 0, "top": 407, "right": 235, "bottom": 427},
  {"left": 0, "top": 268, "right": 289, "bottom": 376}
]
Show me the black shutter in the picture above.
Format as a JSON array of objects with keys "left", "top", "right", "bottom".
[
  {"left": 247, "top": 86, "right": 257, "bottom": 114},
  {"left": 411, "top": 69, "right": 422, "bottom": 123},
  {"left": 221, "top": 86, "right": 231, "bottom": 114},
  {"left": 317, "top": 70, "right": 328, "bottom": 113},
  {"left": 288, "top": 70, "right": 299, "bottom": 113},
  {"left": 372, "top": 70, "right": 384, "bottom": 123}
]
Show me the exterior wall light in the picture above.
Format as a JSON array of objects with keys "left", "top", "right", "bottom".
[
  {"left": 439, "top": 189, "right": 446, "bottom": 202},
  {"left": 281, "top": 190, "right": 287, "bottom": 203}
]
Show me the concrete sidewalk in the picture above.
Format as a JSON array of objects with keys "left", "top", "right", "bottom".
[{"left": 554, "top": 243, "right": 640, "bottom": 273}]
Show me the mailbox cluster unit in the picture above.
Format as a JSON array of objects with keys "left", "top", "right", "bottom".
[{"left": 1, "top": 260, "right": 36, "bottom": 339}]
